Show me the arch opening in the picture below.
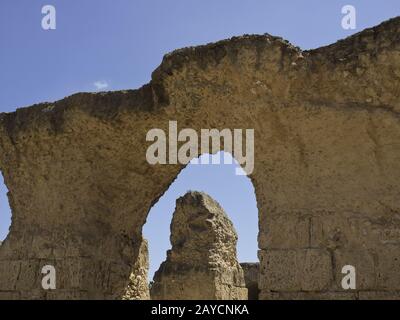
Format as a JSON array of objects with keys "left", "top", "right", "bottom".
[
  {"left": 143, "top": 151, "right": 259, "bottom": 300},
  {"left": 0, "top": 172, "right": 11, "bottom": 245}
]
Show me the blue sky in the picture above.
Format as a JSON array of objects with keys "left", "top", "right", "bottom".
[{"left": 0, "top": 1, "right": 399, "bottom": 279}]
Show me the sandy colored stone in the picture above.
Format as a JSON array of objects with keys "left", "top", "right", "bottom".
[
  {"left": 0, "top": 17, "right": 399, "bottom": 299},
  {"left": 260, "top": 213, "right": 310, "bottom": 249},
  {"left": 150, "top": 192, "right": 247, "bottom": 300},
  {"left": 259, "top": 249, "right": 333, "bottom": 292},
  {"left": 122, "top": 239, "right": 150, "bottom": 300},
  {"left": 310, "top": 212, "right": 400, "bottom": 249}
]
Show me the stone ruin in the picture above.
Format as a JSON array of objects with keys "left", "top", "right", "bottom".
[
  {"left": 240, "top": 263, "right": 260, "bottom": 300},
  {"left": 122, "top": 239, "right": 150, "bottom": 300},
  {"left": 150, "top": 191, "right": 248, "bottom": 300},
  {"left": 0, "top": 17, "right": 400, "bottom": 299}
]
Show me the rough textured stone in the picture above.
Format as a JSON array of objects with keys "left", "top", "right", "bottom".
[
  {"left": 333, "top": 249, "right": 375, "bottom": 290},
  {"left": 0, "top": 17, "right": 399, "bottom": 299},
  {"left": 240, "top": 263, "right": 260, "bottom": 300},
  {"left": 259, "top": 249, "right": 333, "bottom": 292},
  {"left": 122, "top": 239, "right": 150, "bottom": 300},
  {"left": 150, "top": 192, "right": 247, "bottom": 300}
]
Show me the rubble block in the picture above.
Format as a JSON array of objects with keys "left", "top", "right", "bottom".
[
  {"left": 259, "top": 213, "right": 310, "bottom": 249},
  {"left": 151, "top": 192, "right": 247, "bottom": 300},
  {"left": 311, "top": 212, "right": 400, "bottom": 250},
  {"left": 122, "top": 239, "right": 150, "bottom": 300}
]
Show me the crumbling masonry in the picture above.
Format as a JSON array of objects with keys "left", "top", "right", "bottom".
[
  {"left": 150, "top": 191, "right": 247, "bottom": 300},
  {"left": 0, "top": 17, "right": 400, "bottom": 299}
]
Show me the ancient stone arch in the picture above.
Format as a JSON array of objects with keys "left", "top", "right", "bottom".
[{"left": 0, "top": 17, "right": 399, "bottom": 299}]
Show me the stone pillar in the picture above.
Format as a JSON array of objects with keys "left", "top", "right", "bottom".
[
  {"left": 150, "top": 192, "right": 248, "bottom": 300},
  {"left": 123, "top": 239, "right": 150, "bottom": 300}
]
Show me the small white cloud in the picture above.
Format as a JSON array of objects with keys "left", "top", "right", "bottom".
[{"left": 93, "top": 80, "right": 109, "bottom": 90}]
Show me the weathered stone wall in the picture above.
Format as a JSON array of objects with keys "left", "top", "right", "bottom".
[
  {"left": 241, "top": 263, "right": 259, "bottom": 300},
  {"left": 150, "top": 192, "right": 247, "bottom": 300},
  {"left": 0, "top": 17, "right": 399, "bottom": 299}
]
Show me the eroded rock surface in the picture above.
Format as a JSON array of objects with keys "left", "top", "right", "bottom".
[
  {"left": 122, "top": 239, "right": 150, "bottom": 300},
  {"left": 150, "top": 192, "right": 247, "bottom": 300},
  {"left": 0, "top": 17, "right": 399, "bottom": 299}
]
